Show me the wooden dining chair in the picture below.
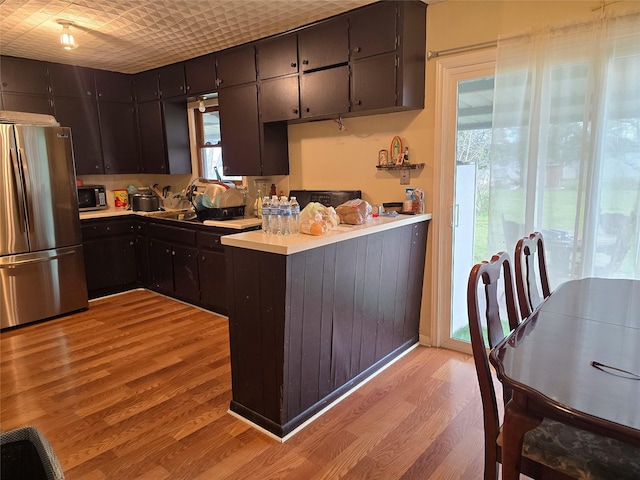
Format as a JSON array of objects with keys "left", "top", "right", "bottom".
[
  {"left": 467, "top": 252, "right": 640, "bottom": 480},
  {"left": 514, "top": 232, "right": 551, "bottom": 319}
]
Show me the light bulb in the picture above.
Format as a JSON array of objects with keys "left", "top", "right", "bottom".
[
  {"left": 58, "top": 22, "right": 77, "bottom": 50},
  {"left": 198, "top": 100, "right": 206, "bottom": 113}
]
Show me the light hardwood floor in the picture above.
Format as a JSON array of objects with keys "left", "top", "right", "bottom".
[{"left": 1, "top": 290, "right": 488, "bottom": 479}]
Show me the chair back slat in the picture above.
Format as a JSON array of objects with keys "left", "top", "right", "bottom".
[{"left": 515, "top": 232, "right": 551, "bottom": 318}]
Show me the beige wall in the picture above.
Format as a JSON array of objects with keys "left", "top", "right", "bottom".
[{"left": 286, "top": 0, "right": 638, "bottom": 344}]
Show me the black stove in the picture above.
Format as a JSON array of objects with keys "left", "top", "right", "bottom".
[{"left": 288, "top": 190, "right": 361, "bottom": 209}]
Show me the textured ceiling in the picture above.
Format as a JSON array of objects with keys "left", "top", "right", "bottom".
[{"left": 0, "top": 0, "right": 405, "bottom": 74}]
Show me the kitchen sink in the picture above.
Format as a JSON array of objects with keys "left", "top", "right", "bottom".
[{"left": 145, "top": 210, "right": 200, "bottom": 222}]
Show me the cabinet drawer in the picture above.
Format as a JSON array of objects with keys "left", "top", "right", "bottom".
[
  {"left": 197, "top": 231, "right": 224, "bottom": 251},
  {"left": 147, "top": 223, "right": 197, "bottom": 246},
  {"left": 81, "top": 218, "right": 135, "bottom": 239}
]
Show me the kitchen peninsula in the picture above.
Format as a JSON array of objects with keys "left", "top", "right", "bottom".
[{"left": 223, "top": 213, "right": 431, "bottom": 439}]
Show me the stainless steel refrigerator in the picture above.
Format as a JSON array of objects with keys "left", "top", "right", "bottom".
[{"left": 1, "top": 111, "right": 88, "bottom": 329}]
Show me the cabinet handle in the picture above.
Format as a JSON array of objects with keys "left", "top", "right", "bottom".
[
  {"left": 86, "top": 91, "right": 92, "bottom": 96},
  {"left": 353, "top": 47, "right": 361, "bottom": 53},
  {"left": 293, "top": 108, "right": 298, "bottom": 114},
  {"left": 172, "top": 250, "right": 176, "bottom": 256},
  {"left": 186, "top": 85, "right": 191, "bottom": 91},
  {"left": 302, "top": 59, "right": 309, "bottom": 65},
  {"left": 129, "top": 241, "right": 134, "bottom": 246},
  {"left": 291, "top": 62, "right": 297, "bottom": 68},
  {"left": 179, "top": 86, "right": 184, "bottom": 91},
  {"left": 355, "top": 100, "right": 362, "bottom": 106},
  {"left": 305, "top": 107, "right": 310, "bottom": 113},
  {"left": 98, "top": 93, "right": 103, "bottom": 97}
]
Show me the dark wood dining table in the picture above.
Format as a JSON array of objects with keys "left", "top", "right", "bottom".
[{"left": 490, "top": 277, "right": 640, "bottom": 480}]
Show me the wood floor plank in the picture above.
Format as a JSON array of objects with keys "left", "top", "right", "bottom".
[{"left": 1, "top": 290, "right": 489, "bottom": 479}]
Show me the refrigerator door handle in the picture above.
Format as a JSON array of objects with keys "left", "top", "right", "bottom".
[
  {"left": 0, "top": 250, "right": 75, "bottom": 268},
  {"left": 17, "top": 147, "right": 33, "bottom": 232},
  {"left": 9, "top": 147, "right": 27, "bottom": 232}
]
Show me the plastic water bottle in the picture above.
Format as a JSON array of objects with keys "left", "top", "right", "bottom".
[
  {"left": 279, "top": 195, "right": 291, "bottom": 235},
  {"left": 261, "top": 196, "right": 271, "bottom": 233},
  {"left": 271, "top": 195, "right": 279, "bottom": 234},
  {"left": 289, "top": 197, "right": 300, "bottom": 234}
]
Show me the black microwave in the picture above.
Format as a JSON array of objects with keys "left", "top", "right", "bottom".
[{"left": 77, "top": 185, "right": 107, "bottom": 211}]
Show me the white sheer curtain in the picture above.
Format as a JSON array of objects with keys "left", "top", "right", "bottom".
[{"left": 488, "top": 13, "right": 640, "bottom": 285}]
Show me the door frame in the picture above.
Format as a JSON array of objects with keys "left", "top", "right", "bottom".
[{"left": 431, "top": 49, "right": 496, "bottom": 354}]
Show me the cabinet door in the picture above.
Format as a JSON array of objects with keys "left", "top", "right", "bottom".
[
  {"left": 349, "top": 2, "right": 397, "bottom": 60},
  {"left": 137, "top": 100, "right": 167, "bottom": 174},
  {"left": 351, "top": 52, "right": 397, "bottom": 112},
  {"left": 163, "top": 101, "right": 191, "bottom": 174},
  {"left": 0, "top": 57, "right": 49, "bottom": 95},
  {"left": 135, "top": 235, "right": 150, "bottom": 286},
  {"left": 218, "top": 84, "right": 261, "bottom": 176},
  {"left": 148, "top": 238, "right": 174, "bottom": 292},
  {"left": 159, "top": 63, "right": 186, "bottom": 98},
  {"left": 216, "top": 45, "right": 256, "bottom": 88},
  {"left": 95, "top": 70, "right": 133, "bottom": 103},
  {"left": 98, "top": 101, "right": 139, "bottom": 174},
  {"left": 173, "top": 245, "right": 199, "bottom": 303},
  {"left": 83, "top": 235, "right": 136, "bottom": 293},
  {"left": 49, "top": 63, "right": 96, "bottom": 98},
  {"left": 54, "top": 97, "right": 104, "bottom": 174},
  {"left": 199, "top": 250, "right": 227, "bottom": 312},
  {"left": 1, "top": 93, "right": 54, "bottom": 115},
  {"left": 134, "top": 70, "right": 159, "bottom": 103},
  {"left": 298, "top": 19, "right": 348, "bottom": 71},
  {"left": 300, "top": 66, "right": 349, "bottom": 118},
  {"left": 257, "top": 34, "right": 298, "bottom": 79},
  {"left": 185, "top": 53, "right": 217, "bottom": 95},
  {"left": 259, "top": 76, "right": 299, "bottom": 123}
]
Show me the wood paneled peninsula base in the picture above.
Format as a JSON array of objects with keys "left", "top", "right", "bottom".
[{"left": 222, "top": 214, "right": 431, "bottom": 439}]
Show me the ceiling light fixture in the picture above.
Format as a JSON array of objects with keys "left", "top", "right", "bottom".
[{"left": 57, "top": 20, "right": 78, "bottom": 50}]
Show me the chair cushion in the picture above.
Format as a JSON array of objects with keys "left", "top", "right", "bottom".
[{"left": 497, "top": 419, "right": 640, "bottom": 480}]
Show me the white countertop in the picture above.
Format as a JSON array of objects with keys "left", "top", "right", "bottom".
[
  {"left": 79, "top": 208, "right": 262, "bottom": 230},
  {"left": 222, "top": 213, "right": 432, "bottom": 255}
]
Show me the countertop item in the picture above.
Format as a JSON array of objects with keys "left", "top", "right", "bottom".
[{"left": 222, "top": 213, "right": 432, "bottom": 255}]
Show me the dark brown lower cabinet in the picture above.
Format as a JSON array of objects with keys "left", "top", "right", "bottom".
[
  {"left": 173, "top": 244, "right": 199, "bottom": 303},
  {"left": 81, "top": 218, "right": 137, "bottom": 298},
  {"left": 148, "top": 238, "right": 174, "bottom": 293},
  {"left": 226, "top": 219, "right": 429, "bottom": 437},
  {"left": 197, "top": 231, "right": 228, "bottom": 314}
]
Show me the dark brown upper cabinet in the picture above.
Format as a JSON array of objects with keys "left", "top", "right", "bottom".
[
  {"left": 158, "top": 63, "right": 186, "bottom": 99},
  {"left": 216, "top": 45, "right": 256, "bottom": 88},
  {"left": 135, "top": 64, "right": 186, "bottom": 103},
  {"left": 48, "top": 63, "right": 96, "bottom": 98},
  {"left": 349, "top": 1, "right": 398, "bottom": 60},
  {"left": 0, "top": 56, "right": 49, "bottom": 95},
  {"left": 218, "top": 83, "right": 261, "bottom": 176},
  {"left": 134, "top": 70, "right": 160, "bottom": 103},
  {"left": 219, "top": 83, "right": 288, "bottom": 176},
  {"left": 259, "top": 76, "right": 299, "bottom": 123},
  {"left": 98, "top": 101, "right": 139, "bottom": 173},
  {"left": 300, "top": 65, "right": 349, "bottom": 119},
  {"left": 54, "top": 96, "right": 103, "bottom": 174},
  {"left": 1, "top": 93, "right": 54, "bottom": 116},
  {"left": 185, "top": 53, "right": 217, "bottom": 95},
  {"left": 95, "top": 71, "right": 133, "bottom": 103},
  {"left": 351, "top": 52, "right": 396, "bottom": 112},
  {"left": 298, "top": 19, "right": 348, "bottom": 72},
  {"left": 257, "top": 34, "right": 298, "bottom": 79},
  {"left": 138, "top": 100, "right": 191, "bottom": 175}
]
